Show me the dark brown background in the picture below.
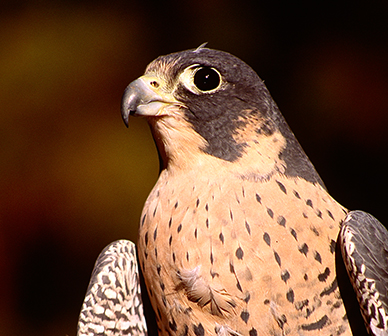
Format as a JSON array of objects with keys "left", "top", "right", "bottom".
[{"left": 1, "top": 1, "right": 387, "bottom": 335}]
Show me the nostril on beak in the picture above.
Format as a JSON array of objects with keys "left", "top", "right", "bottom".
[{"left": 150, "top": 81, "right": 159, "bottom": 88}]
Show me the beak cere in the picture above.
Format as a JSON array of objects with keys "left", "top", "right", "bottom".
[{"left": 121, "top": 76, "right": 170, "bottom": 127}]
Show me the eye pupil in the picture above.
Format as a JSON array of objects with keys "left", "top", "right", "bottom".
[{"left": 194, "top": 67, "right": 220, "bottom": 91}]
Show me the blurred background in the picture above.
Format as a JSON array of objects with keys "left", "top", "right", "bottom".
[{"left": 1, "top": 1, "right": 387, "bottom": 335}]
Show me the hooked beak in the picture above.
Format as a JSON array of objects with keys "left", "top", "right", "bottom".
[{"left": 121, "top": 76, "right": 173, "bottom": 127}]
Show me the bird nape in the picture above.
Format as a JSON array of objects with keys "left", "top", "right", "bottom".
[{"left": 77, "top": 47, "right": 388, "bottom": 336}]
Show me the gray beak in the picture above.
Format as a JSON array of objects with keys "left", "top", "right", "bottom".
[{"left": 121, "top": 76, "right": 170, "bottom": 127}]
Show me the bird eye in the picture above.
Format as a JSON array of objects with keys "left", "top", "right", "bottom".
[{"left": 193, "top": 67, "right": 221, "bottom": 92}]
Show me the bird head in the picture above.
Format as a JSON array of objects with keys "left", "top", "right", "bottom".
[{"left": 121, "top": 47, "right": 324, "bottom": 186}]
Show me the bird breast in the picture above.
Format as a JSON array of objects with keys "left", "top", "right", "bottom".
[{"left": 137, "top": 168, "right": 349, "bottom": 336}]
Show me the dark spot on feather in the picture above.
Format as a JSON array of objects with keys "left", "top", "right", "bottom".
[
  {"left": 276, "top": 180, "right": 287, "bottom": 194},
  {"left": 263, "top": 232, "right": 271, "bottom": 246},
  {"left": 193, "top": 323, "right": 204, "bottom": 336},
  {"left": 249, "top": 328, "right": 257, "bottom": 336},
  {"left": 228, "top": 300, "right": 236, "bottom": 308},
  {"left": 160, "top": 281, "right": 165, "bottom": 291},
  {"left": 310, "top": 226, "right": 319, "bottom": 236},
  {"left": 206, "top": 218, "right": 209, "bottom": 228},
  {"left": 181, "top": 325, "right": 189, "bottom": 336},
  {"left": 327, "top": 210, "right": 334, "bottom": 220},
  {"left": 276, "top": 314, "right": 287, "bottom": 329},
  {"left": 141, "top": 214, "right": 146, "bottom": 226},
  {"left": 205, "top": 203, "right": 209, "bottom": 211},
  {"left": 244, "top": 292, "right": 251, "bottom": 303},
  {"left": 255, "top": 193, "right": 262, "bottom": 203},
  {"left": 186, "top": 252, "right": 189, "bottom": 261},
  {"left": 155, "top": 248, "right": 158, "bottom": 258},
  {"left": 210, "top": 252, "right": 214, "bottom": 264},
  {"left": 301, "top": 315, "right": 329, "bottom": 331},
  {"left": 290, "top": 228, "right": 298, "bottom": 240},
  {"left": 314, "top": 251, "right": 322, "bottom": 263},
  {"left": 153, "top": 227, "right": 158, "bottom": 240},
  {"left": 316, "top": 209, "right": 322, "bottom": 218},
  {"left": 264, "top": 299, "right": 270, "bottom": 305},
  {"left": 318, "top": 267, "right": 330, "bottom": 282},
  {"left": 194, "top": 228, "right": 198, "bottom": 239},
  {"left": 169, "top": 319, "right": 177, "bottom": 332},
  {"left": 320, "top": 279, "right": 338, "bottom": 297},
  {"left": 371, "top": 304, "right": 377, "bottom": 319},
  {"left": 306, "top": 308, "right": 313, "bottom": 318},
  {"left": 295, "top": 299, "right": 309, "bottom": 311},
  {"left": 177, "top": 223, "right": 182, "bottom": 233},
  {"left": 245, "top": 221, "right": 251, "bottom": 235},
  {"left": 236, "top": 280, "right": 243, "bottom": 292},
  {"left": 293, "top": 190, "right": 301, "bottom": 199},
  {"left": 169, "top": 235, "right": 172, "bottom": 246},
  {"left": 174, "top": 201, "right": 179, "bottom": 209},
  {"left": 304, "top": 274, "right": 308, "bottom": 281},
  {"left": 168, "top": 217, "right": 172, "bottom": 228},
  {"left": 330, "top": 240, "right": 336, "bottom": 253},
  {"left": 236, "top": 247, "right": 244, "bottom": 260},
  {"left": 172, "top": 253, "right": 176, "bottom": 263},
  {"left": 244, "top": 267, "right": 253, "bottom": 281},
  {"left": 153, "top": 206, "right": 157, "bottom": 217},
  {"left": 101, "top": 275, "right": 110, "bottom": 285},
  {"left": 267, "top": 207, "right": 274, "bottom": 219},
  {"left": 144, "top": 250, "right": 148, "bottom": 259},
  {"left": 286, "top": 288, "right": 294, "bottom": 303},
  {"left": 298, "top": 243, "right": 308, "bottom": 256},
  {"left": 219, "top": 232, "right": 224, "bottom": 243},
  {"left": 229, "top": 262, "right": 235, "bottom": 273},
  {"left": 144, "top": 232, "right": 148, "bottom": 246},
  {"left": 230, "top": 210, "right": 234, "bottom": 221},
  {"left": 277, "top": 215, "right": 286, "bottom": 227},
  {"left": 210, "top": 270, "right": 219, "bottom": 278},
  {"left": 333, "top": 301, "right": 341, "bottom": 308},
  {"left": 302, "top": 212, "right": 308, "bottom": 218},
  {"left": 274, "top": 251, "right": 281, "bottom": 267},
  {"left": 337, "top": 325, "right": 347, "bottom": 335},
  {"left": 196, "top": 198, "right": 200, "bottom": 207},
  {"left": 156, "top": 264, "right": 161, "bottom": 275},
  {"left": 306, "top": 199, "right": 313, "bottom": 208},
  {"left": 281, "top": 270, "right": 290, "bottom": 283},
  {"left": 240, "top": 311, "right": 250, "bottom": 323}
]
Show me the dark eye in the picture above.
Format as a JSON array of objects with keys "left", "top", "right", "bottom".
[{"left": 193, "top": 67, "right": 220, "bottom": 91}]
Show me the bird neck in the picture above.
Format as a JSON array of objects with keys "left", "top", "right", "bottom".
[{"left": 148, "top": 113, "right": 291, "bottom": 181}]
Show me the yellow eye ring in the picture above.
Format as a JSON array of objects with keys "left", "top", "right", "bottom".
[{"left": 179, "top": 65, "right": 223, "bottom": 94}]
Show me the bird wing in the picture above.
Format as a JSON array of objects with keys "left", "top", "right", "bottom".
[
  {"left": 339, "top": 210, "right": 388, "bottom": 336},
  {"left": 77, "top": 240, "right": 147, "bottom": 336}
]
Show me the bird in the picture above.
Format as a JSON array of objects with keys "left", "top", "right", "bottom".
[{"left": 78, "top": 46, "right": 388, "bottom": 336}]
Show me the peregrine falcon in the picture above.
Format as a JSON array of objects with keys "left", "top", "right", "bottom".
[{"left": 77, "top": 46, "right": 388, "bottom": 336}]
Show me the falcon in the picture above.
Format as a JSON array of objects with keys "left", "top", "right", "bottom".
[{"left": 77, "top": 46, "right": 388, "bottom": 336}]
